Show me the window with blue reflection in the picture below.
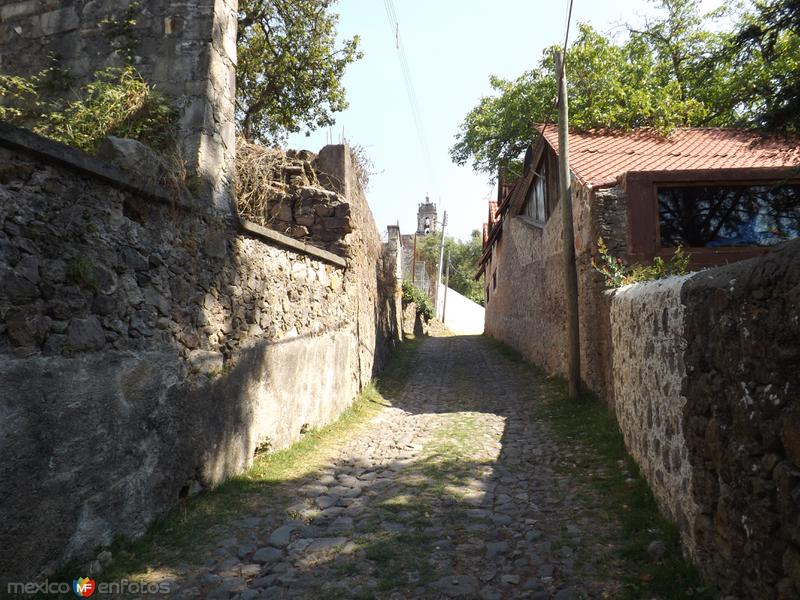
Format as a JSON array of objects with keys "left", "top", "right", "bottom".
[{"left": 658, "top": 184, "right": 800, "bottom": 247}]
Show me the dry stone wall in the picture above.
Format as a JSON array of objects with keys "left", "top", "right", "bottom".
[
  {"left": 0, "top": 132, "right": 397, "bottom": 582},
  {"left": 610, "top": 240, "right": 800, "bottom": 598},
  {"left": 681, "top": 240, "right": 800, "bottom": 599},
  {"left": 236, "top": 146, "right": 358, "bottom": 257}
]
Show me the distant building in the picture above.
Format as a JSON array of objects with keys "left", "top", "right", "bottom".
[
  {"left": 416, "top": 196, "right": 437, "bottom": 235},
  {"left": 399, "top": 196, "right": 438, "bottom": 297}
]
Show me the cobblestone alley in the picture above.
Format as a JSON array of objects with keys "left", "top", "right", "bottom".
[{"left": 163, "top": 333, "right": 632, "bottom": 600}]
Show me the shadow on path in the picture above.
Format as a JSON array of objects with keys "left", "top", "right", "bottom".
[{"left": 101, "top": 334, "right": 629, "bottom": 600}]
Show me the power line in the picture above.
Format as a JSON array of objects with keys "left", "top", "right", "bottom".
[
  {"left": 382, "top": 0, "right": 438, "bottom": 200},
  {"left": 560, "top": 0, "right": 575, "bottom": 80}
]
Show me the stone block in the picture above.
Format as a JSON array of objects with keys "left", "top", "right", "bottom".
[
  {"left": 66, "top": 316, "right": 105, "bottom": 352},
  {"left": 781, "top": 408, "right": 800, "bottom": 467},
  {"left": 97, "top": 136, "right": 165, "bottom": 187},
  {"left": 38, "top": 7, "right": 80, "bottom": 36},
  {"left": 322, "top": 217, "right": 352, "bottom": 232},
  {"left": 187, "top": 349, "right": 223, "bottom": 374},
  {"left": 6, "top": 311, "right": 50, "bottom": 348},
  {"left": 204, "top": 230, "right": 228, "bottom": 259},
  {"left": 0, "top": 1, "right": 41, "bottom": 21},
  {"left": 2, "top": 272, "right": 38, "bottom": 304}
]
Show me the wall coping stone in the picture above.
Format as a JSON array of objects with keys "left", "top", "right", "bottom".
[
  {"left": 0, "top": 124, "right": 349, "bottom": 269},
  {"left": 239, "top": 219, "right": 347, "bottom": 268},
  {"left": 0, "top": 123, "right": 189, "bottom": 209}
]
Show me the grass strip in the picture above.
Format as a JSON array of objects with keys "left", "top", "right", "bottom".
[
  {"left": 485, "top": 337, "right": 712, "bottom": 600},
  {"left": 55, "top": 336, "right": 423, "bottom": 589}
]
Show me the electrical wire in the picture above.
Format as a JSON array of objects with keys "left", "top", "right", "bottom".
[
  {"left": 382, "top": 0, "right": 438, "bottom": 200},
  {"left": 538, "top": 0, "right": 575, "bottom": 147}
]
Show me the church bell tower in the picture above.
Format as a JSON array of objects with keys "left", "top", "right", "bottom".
[{"left": 416, "top": 195, "right": 437, "bottom": 235}]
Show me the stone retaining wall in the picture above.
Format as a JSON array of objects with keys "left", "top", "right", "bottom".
[
  {"left": 0, "top": 133, "right": 396, "bottom": 581},
  {"left": 610, "top": 240, "right": 800, "bottom": 598}
]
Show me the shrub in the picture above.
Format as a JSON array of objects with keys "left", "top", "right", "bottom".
[
  {"left": 234, "top": 137, "right": 292, "bottom": 225},
  {"left": 0, "top": 74, "right": 40, "bottom": 122},
  {"left": 592, "top": 237, "right": 690, "bottom": 288},
  {"left": 401, "top": 280, "right": 434, "bottom": 320},
  {"left": 0, "top": 65, "right": 177, "bottom": 154}
]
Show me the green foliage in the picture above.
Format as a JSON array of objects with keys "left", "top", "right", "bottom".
[
  {"left": 415, "top": 231, "right": 485, "bottom": 306},
  {"left": 402, "top": 280, "right": 434, "bottom": 320},
  {"left": 592, "top": 237, "right": 690, "bottom": 288},
  {"left": 723, "top": 0, "right": 800, "bottom": 132},
  {"left": 449, "top": 68, "right": 557, "bottom": 178},
  {"left": 451, "top": 0, "right": 800, "bottom": 176},
  {"left": 66, "top": 257, "right": 99, "bottom": 292},
  {"left": 1, "top": 65, "right": 177, "bottom": 154},
  {"left": 237, "top": 0, "right": 363, "bottom": 143},
  {"left": 0, "top": 74, "right": 39, "bottom": 121},
  {"left": 99, "top": 0, "right": 141, "bottom": 64}
]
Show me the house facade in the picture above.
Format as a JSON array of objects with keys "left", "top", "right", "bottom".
[{"left": 479, "top": 126, "right": 800, "bottom": 402}]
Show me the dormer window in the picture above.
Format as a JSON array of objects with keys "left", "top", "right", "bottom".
[{"left": 522, "top": 159, "right": 548, "bottom": 224}]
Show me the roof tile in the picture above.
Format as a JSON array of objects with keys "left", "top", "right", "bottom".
[{"left": 538, "top": 126, "right": 800, "bottom": 186}]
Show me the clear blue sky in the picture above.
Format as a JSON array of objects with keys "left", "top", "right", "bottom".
[{"left": 287, "top": 0, "right": 718, "bottom": 240}]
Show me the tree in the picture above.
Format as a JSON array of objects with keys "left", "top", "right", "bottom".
[
  {"left": 449, "top": 69, "right": 556, "bottom": 178},
  {"left": 724, "top": 0, "right": 800, "bottom": 131},
  {"left": 451, "top": 0, "right": 800, "bottom": 177},
  {"left": 450, "top": 18, "right": 730, "bottom": 178},
  {"left": 237, "top": 0, "right": 362, "bottom": 143},
  {"left": 416, "top": 231, "right": 485, "bottom": 305}
]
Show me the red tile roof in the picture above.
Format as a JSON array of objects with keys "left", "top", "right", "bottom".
[{"left": 537, "top": 125, "right": 800, "bottom": 188}]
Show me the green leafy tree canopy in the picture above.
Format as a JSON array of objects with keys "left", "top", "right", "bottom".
[
  {"left": 724, "top": 0, "right": 800, "bottom": 131},
  {"left": 451, "top": 0, "right": 800, "bottom": 177},
  {"left": 237, "top": 0, "right": 363, "bottom": 143},
  {"left": 416, "top": 230, "right": 485, "bottom": 306}
]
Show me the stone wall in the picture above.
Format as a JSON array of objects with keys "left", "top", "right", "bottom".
[
  {"left": 681, "top": 240, "right": 800, "bottom": 598},
  {"left": 236, "top": 145, "right": 364, "bottom": 257},
  {"left": 483, "top": 177, "right": 618, "bottom": 400},
  {"left": 611, "top": 275, "right": 698, "bottom": 553},
  {"left": 0, "top": 0, "right": 237, "bottom": 213},
  {"left": 486, "top": 160, "right": 800, "bottom": 595},
  {"left": 385, "top": 225, "right": 404, "bottom": 341},
  {"left": 0, "top": 131, "right": 397, "bottom": 581},
  {"left": 609, "top": 240, "right": 800, "bottom": 598},
  {"left": 484, "top": 208, "right": 567, "bottom": 376}
]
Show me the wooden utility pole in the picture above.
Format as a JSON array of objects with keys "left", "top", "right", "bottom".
[
  {"left": 555, "top": 49, "right": 581, "bottom": 399},
  {"left": 411, "top": 234, "right": 417, "bottom": 284},
  {"left": 442, "top": 249, "right": 451, "bottom": 324},
  {"left": 434, "top": 210, "right": 447, "bottom": 319}
]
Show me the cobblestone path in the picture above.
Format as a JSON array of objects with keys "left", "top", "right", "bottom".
[{"left": 181, "top": 334, "right": 624, "bottom": 599}]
